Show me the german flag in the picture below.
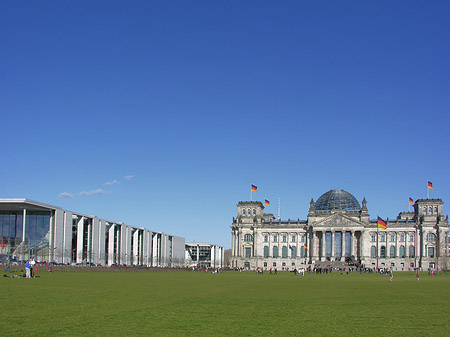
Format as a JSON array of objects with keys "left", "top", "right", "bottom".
[
  {"left": 427, "top": 181, "right": 433, "bottom": 189},
  {"left": 264, "top": 199, "right": 270, "bottom": 206},
  {"left": 377, "top": 216, "right": 387, "bottom": 230},
  {"left": 409, "top": 197, "right": 413, "bottom": 205},
  {"left": 304, "top": 244, "right": 308, "bottom": 251},
  {"left": 251, "top": 184, "right": 257, "bottom": 193}
]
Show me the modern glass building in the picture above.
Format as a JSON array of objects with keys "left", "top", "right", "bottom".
[
  {"left": 231, "top": 189, "right": 449, "bottom": 271},
  {"left": 185, "top": 242, "right": 224, "bottom": 268},
  {"left": 0, "top": 199, "right": 185, "bottom": 266}
]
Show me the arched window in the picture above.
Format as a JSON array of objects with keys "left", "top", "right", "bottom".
[
  {"left": 291, "top": 246, "right": 297, "bottom": 258},
  {"left": 429, "top": 206, "right": 432, "bottom": 214},
  {"left": 399, "top": 245, "right": 405, "bottom": 258},
  {"left": 426, "top": 233, "right": 436, "bottom": 241},
  {"left": 273, "top": 246, "right": 278, "bottom": 258},
  {"left": 247, "top": 209, "right": 251, "bottom": 215},
  {"left": 264, "top": 246, "right": 269, "bottom": 258},
  {"left": 409, "top": 245, "right": 415, "bottom": 258},
  {"left": 244, "top": 234, "right": 253, "bottom": 242},
  {"left": 242, "top": 209, "right": 246, "bottom": 215},
  {"left": 424, "top": 206, "right": 427, "bottom": 214},
  {"left": 253, "top": 209, "right": 256, "bottom": 215},
  {"left": 434, "top": 207, "right": 438, "bottom": 214},
  {"left": 282, "top": 246, "right": 288, "bottom": 258},
  {"left": 390, "top": 246, "right": 396, "bottom": 258},
  {"left": 380, "top": 246, "right": 386, "bottom": 258},
  {"left": 371, "top": 246, "right": 376, "bottom": 258}
]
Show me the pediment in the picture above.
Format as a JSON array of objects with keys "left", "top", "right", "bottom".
[{"left": 313, "top": 213, "right": 364, "bottom": 228}]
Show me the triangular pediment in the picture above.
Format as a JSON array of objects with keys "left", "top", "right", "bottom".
[{"left": 313, "top": 213, "right": 365, "bottom": 228}]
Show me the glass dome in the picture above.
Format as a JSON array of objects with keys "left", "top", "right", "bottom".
[{"left": 315, "top": 189, "right": 361, "bottom": 213}]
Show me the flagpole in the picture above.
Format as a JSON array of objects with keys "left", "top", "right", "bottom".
[
  {"left": 376, "top": 217, "right": 379, "bottom": 271},
  {"left": 427, "top": 182, "right": 429, "bottom": 199}
]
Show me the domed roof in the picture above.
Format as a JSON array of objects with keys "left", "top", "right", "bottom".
[{"left": 314, "top": 189, "right": 361, "bottom": 213}]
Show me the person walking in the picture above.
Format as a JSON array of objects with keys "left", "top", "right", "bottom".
[
  {"left": 25, "top": 260, "right": 31, "bottom": 278},
  {"left": 4, "top": 255, "right": 11, "bottom": 273},
  {"left": 389, "top": 267, "right": 393, "bottom": 282},
  {"left": 416, "top": 267, "right": 420, "bottom": 282}
]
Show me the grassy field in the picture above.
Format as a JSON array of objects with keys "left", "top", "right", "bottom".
[{"left": 1, "top": 269, "right": 449, "bottom": 336}]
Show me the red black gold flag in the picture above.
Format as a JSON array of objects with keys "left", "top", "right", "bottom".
[
  {"left": 427, "top": 181, "right": 433, "bottom": 189},
  {"left": 251, "top": 184, "right": 257, "bottom": 192},
  {"left": 409, "top": 197, "right": 413, "bottom": 205},
  {"left": 377, "top": 216, "right": 387, "bottom": 230},
  {"left": 264, "top": 199, "right": 270, "bottom": 206}
]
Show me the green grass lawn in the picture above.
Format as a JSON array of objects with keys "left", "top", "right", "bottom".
[{"left": 1, "top": 269, "right": 449, "bottom": 336}]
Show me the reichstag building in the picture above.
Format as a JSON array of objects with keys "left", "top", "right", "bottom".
[{"left": 231, "top": 189, "right": 449, "bottom": 271}]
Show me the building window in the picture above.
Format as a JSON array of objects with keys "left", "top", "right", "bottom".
[
  {"left": 427, "top": 247, "right": 435, "bottom": 258},
  {"left": 399, "top": 245, "right": 405, "bottom": 258},
  {"left": 380, "top": 246, "right": 386, "bottom": 258},
  {"left": 409, "top": 246, "right": 415, "bottom": 258},
  {"left": 390, "top": 234, "right": 395, "bottom": 242},
  {"left": 264, "top": 235, "right": 268, "bottom": 242},
  {"left": 410, "top": 262, "right": 414, "bottom": 268},
  {"left": 273, "top": 246, "right": 278, "bottom": 258},
  {"left": 301, "top": 235, "right": 305, "bottom": 243},
  {"left": 426, "top": 233, "right": 435, "bottom": 241},
  {"left": 253, "top": 209, "right": 256, "bottom": 215},
  {"left": 282, "top": 262, "right": 286, "bottom": 267},
  {"left": 263, "top": 262, "right": 267, "bottom": 267},
  {"left": 423, "top": 207, "right": 427, "bottom": 214},
  {"left": 273, "top": 262, "right": 277, "bottom": 267},
  {"left": 300, "top": 246, "right": 306, "bottom": 258},
  {"left": 391, "top": 263, "right": 395, "bottom": 267},
  {"left": 291, "top": 236, "right": 296, "bottom": 242},
  {"left": 292, "top": 262, "right": 295, "bottom": 266},
  {"left": 291, "top": 246, "right": 297, "bottom": 258},
  {"left": 244, "top": 234, "right": 253, "bottom": 242},
  {"left": 409, "top": 235, "right": 414, "bottom": 242},
  {"left": 247, "top": 209, "right": 251, "bottom": 215},
  {"left": 371, "top": 235, "right": 376, "bottom": 242},
  {"left": 380, "top": 234, "right": 386, "bottom": 242},
  {"left": 371, "top": 246, "right": 376, "bottom": 258},
  {"left": 400, "top": 234, "right": 405, "bottom": 242},
  {"left": 245, "top": 247, "right": 251, "bottom": 258},
  {"left": 282, "top": 246, "right": 287, "bottom": 258},
  {"left": 434, "top": 207, "right": 438, "bottom": 214},
  {"left": 264, "top": 246, "right": 269, "bottom": 258},
  {"left": 429, "top": 206, "right": 432, "bottom": 214},
  {"left": 390, "top": 246, "right": 396, "bottom": 258},
  {"left": 282, "top": 235, "right": 287, "bottom": 243},
  {"left": 273, "top": 235, "right": 278, "bottom": 242},
  {"left": 242, "top": 209, "right": 246, "bottom": 215}
]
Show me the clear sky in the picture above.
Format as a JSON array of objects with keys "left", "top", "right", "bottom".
[{"left": 1, "top": 1, "right": 449, "bottom": 249}]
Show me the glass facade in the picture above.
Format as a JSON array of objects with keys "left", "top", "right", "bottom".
[{"left": 0, "top": 211, "right": 50, "bottom": 261}]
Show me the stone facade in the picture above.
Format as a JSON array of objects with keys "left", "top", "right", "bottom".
[{"left": 231, "top": 190, "right": 449, "bottom": 272}]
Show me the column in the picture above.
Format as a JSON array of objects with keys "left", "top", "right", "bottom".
[
  {"left": 231, "top": 229, "right": 236, "bottom": 257},
  {"left": 321, "top": 231, "right": 326, "bottom": 261},
  {"left": 342, "top": 231, "right": 346, "bottom": 258},
  {"left": 359, "top": 231, "right": 363, "bottom": 260},
  {"left": 351, "top": 231, "right": 355, "bottom": 257},
  {"left": 331, "top": 231, "right": 335, "bottom": 259}
]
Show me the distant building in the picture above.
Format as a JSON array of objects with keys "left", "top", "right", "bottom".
[
  {"left": 0, "top": 199, "right": 185, "bottom": 267},
  {"left": 231, "top": 190, "right": 449, "bottom": 271},
  {"left": 185, "top": 242, "right": 224, "bottom": 268}
]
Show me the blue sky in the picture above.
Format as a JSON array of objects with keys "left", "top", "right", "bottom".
[{"left": 1, "top": 1, "right": 449, "bottom": 249}]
